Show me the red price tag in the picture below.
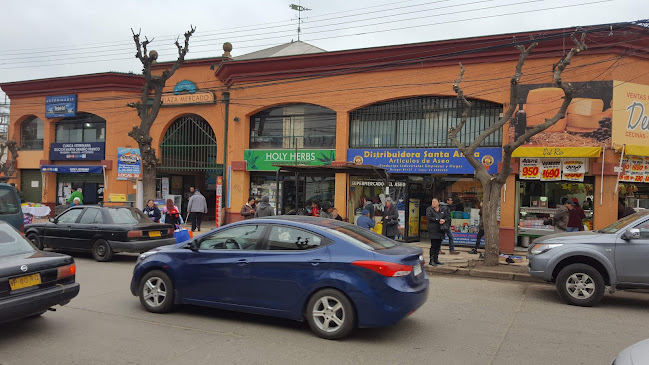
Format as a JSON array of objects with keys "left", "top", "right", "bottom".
[{"left": 521, "top": 166, "right": 539, "bottom": 178}]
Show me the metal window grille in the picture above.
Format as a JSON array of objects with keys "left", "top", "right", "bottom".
[
  {"left": 160, "top": 114, "right": 219, "bottom": 171},
  {"left": 349, "top": 96, "right": 502, "bottom": 148},
  {"left": 250, "top": 104, "right": 336, "bottom": 149}
]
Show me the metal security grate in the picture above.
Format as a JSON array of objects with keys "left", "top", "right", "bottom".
[
  {"left": 349, "top": 96, "right": 502, "bottom": 148},
  {"left": 160, "top": 114, "right": 218, "bottom": 171}
]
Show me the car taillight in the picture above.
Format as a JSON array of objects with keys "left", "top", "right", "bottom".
[
  {"left": 352, "top": 260, "right": 413, "bottom": 277},
  {"left": 57, "top": 264, "right": 76, "bottom": 279},
  {"left": 127, "top": 230, "right": 143, "bottom": 238},
  {"left": 168, "top": 228, "right": 174, "bottom": 235},
  {"left": 20, "top": 223, "right": 24, "bottom": 234}
]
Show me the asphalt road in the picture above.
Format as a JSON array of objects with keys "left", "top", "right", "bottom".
[{"left": 1, "top": 254, "right": 649, "bottom": 365}]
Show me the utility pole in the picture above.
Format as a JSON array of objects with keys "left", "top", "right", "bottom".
[{"left": 289, "top": 3, "right": 311, "bottom": 41}]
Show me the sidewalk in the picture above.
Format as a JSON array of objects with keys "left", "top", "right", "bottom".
[{"left": 182, "top": 221, "right": 541, "bottom": 283}]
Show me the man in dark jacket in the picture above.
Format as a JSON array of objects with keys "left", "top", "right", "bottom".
[
  {"left": 187, "top": 189, "right": 208, "bottom": 232},
  {"left": 382, "top": 197, "right": 399, "bottom": 239},
  {"left": 241, "top": 197, "right": 256, "bottom": 220},
  {"left": 440, "top": 197, "right": 459, "bottom": 255},
  {"left": 255, "top": 196, "right": 275, "bottom": 217},
  {"left": 426, "top": 198, "right": 448, "bottom": 266},
  {"left": 362, "top": 197, "right": 374, "bottom": 218}
]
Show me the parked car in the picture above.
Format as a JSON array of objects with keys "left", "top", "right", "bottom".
[
  {"left": 24, "top": 205, "right": 176, "bottom": 262},
  {"left": 0, "top": 221, "right": 80, "bottom": 323},
  {"left": 528, "top": 211, "right": 649, "bottom": 307},
  {"left": 0, "top": 183, "right": 24, "bottom": 232},
  {"left": 131, "top": 216, "right": 429, "bottom": 339},
  {"left": 612, "top": 338, "right": 649, "bottom": 365}
]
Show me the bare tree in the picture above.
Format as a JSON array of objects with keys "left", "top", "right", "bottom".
[
  {"left": 0, "top": 140, "right": 19, "bottom": 183},
  {"left": 127, "top": 26, "right": 196, "bottom": 203},
  {"left": 449, "top": 33, "right": 587, "bottom": 265}
]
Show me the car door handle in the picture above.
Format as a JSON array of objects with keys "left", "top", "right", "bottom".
[
  {"left": 236, "top": 259, "right": 250, "bottom": 265},
  {"left": 309, "top": 259, "right": 323, "bottom": 266}
]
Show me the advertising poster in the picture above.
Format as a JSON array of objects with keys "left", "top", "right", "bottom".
[
  {"left": 612, "top": 81, "right": 649, "bottom": 150},
  {"left": 540, "top": 159, "right": 562, "bottom": 181},
  {"left": 215, "top": 176, "right": 223, "bottom": 227},
  {"left": 519, "top": 158, "right": 541, "bottom": 179},
  {"left": 562, "top": 158, "right": 586, "bottom": 182},
  {"left": 116, "top": 148, "right": 142, "bottom": 180},
  {"left": 347, "top": 147, "right": 502, "bottom": 174},
  {"left": 408, "top": 199, "right": 419, "bottom": 238},
  {"left": 45, "top": 95, "right": 77, "bottom": 118}
]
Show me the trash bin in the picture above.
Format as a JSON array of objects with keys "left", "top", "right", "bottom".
[{"left": 521, "top": 235, "right": 531, "bottom": 248}]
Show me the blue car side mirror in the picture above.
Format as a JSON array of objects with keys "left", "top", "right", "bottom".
[{"left": 189, "top": 240, "right": 199, "bottom": 252}]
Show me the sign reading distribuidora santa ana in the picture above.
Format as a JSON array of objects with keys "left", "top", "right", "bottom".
[
  {"left": 347, "top": 148, "right": 502, "bottom": 174},
  {"left": 244, "top": 149, "right": 336, "bottom": 171}
]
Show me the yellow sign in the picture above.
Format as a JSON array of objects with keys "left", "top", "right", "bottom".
[
  {"left": 625, "top": 144, "right": 649, "bottom": 157},
  {"left": 161, "top": 91, "right": 216, "bottom": 106},
  {"left": 109, "top": 193, "right": 127, "bottom": 202},
  {"left": 612, "top": 81, "right": 649, "bottom": 149},
  {"left": 512, "top": 146, "right": 601, "bottom": 158}
]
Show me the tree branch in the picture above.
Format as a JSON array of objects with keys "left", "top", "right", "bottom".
[{"left": 162, "top": 25, "right": 196, "bottom": 81}]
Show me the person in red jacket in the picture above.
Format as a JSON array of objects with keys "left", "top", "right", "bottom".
[
  {"left": 566, "top": 198, "right": 586, "bottom": 232},
  {"left": 310, "top": 200, "right": 320, "bottom": 217}
]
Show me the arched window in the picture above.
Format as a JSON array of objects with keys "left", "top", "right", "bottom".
[
  {"left": 160, "top": 114, "right": 218, "bottom": 171},
  {"left": 250, "top": 104, "right": 336, "bottom": 149},
  {"left": 56, "top": 113, "right": 106, "bottom": 143},
  {"left": 21, "top": 116, "right": 44, "bottom": 150},
  {"left": 349, "top": 96, "right": 502, "bottom": 148}
]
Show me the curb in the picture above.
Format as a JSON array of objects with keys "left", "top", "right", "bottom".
[{"left": 425, "top": 265, "right": 546, "bottom": 283}]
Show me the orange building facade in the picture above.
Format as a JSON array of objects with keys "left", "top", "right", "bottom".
[{"left": 3, "top": 23, "right": 649, "bottom": 252}]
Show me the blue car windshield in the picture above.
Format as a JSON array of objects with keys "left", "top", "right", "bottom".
[
  {"left": 0, "top": 225, "right": 35, "bottom": 257},
  {"left": 599, "top": 211, "right": 649, "bottom": 233},
  {"left": 0, "top": 188, "right": 20, "bottom": 215}
]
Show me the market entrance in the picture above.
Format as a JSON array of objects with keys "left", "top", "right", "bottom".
[{"left": 158, "top": 114, "right": 219, "bottom": 218}]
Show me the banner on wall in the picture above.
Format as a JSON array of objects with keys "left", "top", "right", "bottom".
[
  {"left": 116, "top": 148, "right": 142, "bottom": 180},
  {"left": 612, "top": 81, "right": 649, "bottom": 149},
  {"left": 562, "top": 158, "right": 586, "bottom": 182},
  {"left": 540, "top": 159, "right": 562, "bottom": 181},
  {"left": 519, "top": 158, "right": 541, "bottom": 180},
  {"left": 619, "top": 157, "right": 647, "bottom": 183},
  {"left": 215, "top": 176, "right": 223, "bottom": 227}
]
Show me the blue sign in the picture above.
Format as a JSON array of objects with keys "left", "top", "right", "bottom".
[
  {"left": 41, "top": 165, "right": 104, "bottom": 174},
  {"left": 45, "top": 95, "right": 77, "bottom": 118},
  {"left": 347, "top": 148, "right": 502, "bottom": 174},
  {"left": 173, "top": 80, "right": 197, "bottom": 95},
  {"left": 117, "top": 148, "right": 142, "bottom": 180},
  {"left": 50, "top": 142, "right": 105, "bottom": 161}
]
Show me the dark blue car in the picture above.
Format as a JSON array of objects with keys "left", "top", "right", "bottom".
[{"left": 130, "top": 216, "right": 429, "bottom": 339}]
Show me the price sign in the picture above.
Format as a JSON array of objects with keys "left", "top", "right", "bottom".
[
  {"left": 520, "top": 158, "right": 541, "bottom": 179},
  {"left": 629, "top": 158, "right": 645, "bottom": 182},
  {"left": 562, "top": 158, "right": 586, "bottom": 182},
  {"left": 644, "top": 157, "right": 649, "bottom": 183},
  {"left": 619, "top": 158, "right": 633, "bottom": 182},
  {"left": 540, "top": 159, "right": 562, "bottom": 181}
]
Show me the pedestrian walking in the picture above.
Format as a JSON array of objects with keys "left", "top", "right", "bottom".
[
  {"left": 440, "top": 197, "right": 459, "bottom": 255},
  {"left": 164, "top": 199, "right": 181, "bottom": 228},
  {"left": 470, "top": 202, "right": 484, "bottom": 255},
  {"left": 426, "top": 198, "right": 447, "bottom": 266},
  {"left": 187, "top": 189, "right": 208, "bottom": 232},
  {"left": 551, "top": 198, "right": 572, "bottom": 233},
  {"left": 143, "top": 199, "right": 161, "bottom": 223},
  {"left": 254, "top": 196, "right": 275, "bottom": 217},
  {"left": 240, "top": 197, "right": 256, "bottom": 220},
  {"left": 382, "top": 197, "right": 399, "bottom": 239},
  {"left": 567, "top": 197, "right": 585, "bottom": 232},
  {"left": 356, "top": 209, "right": 375, "bottom": 229}
]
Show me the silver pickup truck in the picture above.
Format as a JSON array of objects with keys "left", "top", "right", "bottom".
[{"left": 528, "top": 211, "right": 649, "bottom": 307}]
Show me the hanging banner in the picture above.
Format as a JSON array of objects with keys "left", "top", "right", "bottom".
[
  {"left": 41, "top": 165, "right": 104, "bottom": 174},
  {"left": 540, "top": 159, "right": 562, "bottom": 181},
  {"left": 629, "top": 157, "right": 646, "bottom": 183},
  {"left": 619, "top": 158, "right": 632, "bottom": 182},
  {"left": 562, "top": 158, "right": 586, "bottom": 182},
  {"left": 644, "top": 158, "right": 649, "bottom": 183},
  {"left": 519, "top": 158, "right": 541, "bottom": 180},
  {"left": 215, "top": 176, "right": 223, "bottom": 227},
  {"left": 116, "top": 148, "right": 142, "bottom": 180}
]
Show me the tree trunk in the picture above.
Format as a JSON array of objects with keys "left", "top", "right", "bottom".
[
  {"left": 138, "top": 139, "right": 158, "bottom": 206},
  {"left": 481, "top": 179, "right": 504, "bottom": 266}
]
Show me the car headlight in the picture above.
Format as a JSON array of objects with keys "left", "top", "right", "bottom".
[
  {"left": 530, "top": 243, "right": 563, "bottom": 255},
  {"left": 137, "top": 251, "right": 157, "bottom": 263}
]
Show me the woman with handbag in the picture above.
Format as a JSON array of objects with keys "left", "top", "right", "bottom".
[
  {"left": 382, "top": 197, "right": 399, "bottom": 239},
  {"left": 426, "top": 198, "right": 448, "bottom": 266}
]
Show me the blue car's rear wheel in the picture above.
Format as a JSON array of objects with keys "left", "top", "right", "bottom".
[
  {"left": 306, "top": 289, "right": 355, "bottom": 340},
  {"left": 139, "top": 270, "right": 175, "bottom": 313}
]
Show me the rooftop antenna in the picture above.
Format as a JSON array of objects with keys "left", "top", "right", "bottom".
[{"left": 289, "top": 2, "right": 311, "bottom": 41}]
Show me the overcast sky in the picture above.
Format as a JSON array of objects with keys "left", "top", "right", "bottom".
[{"left": 0, "top": 0, "right": 644, "bottom": 101}]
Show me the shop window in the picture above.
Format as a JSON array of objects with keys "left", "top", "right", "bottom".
[
  {"left": 250, "top": 104, "right": 336, "bottom": 149},
  {"left": 20, "top": 116, "right": 44, "bottom": 150},
  {"left": 349, "top": 96, "right": 502, "bottom": 148},
  {"left": 55, "top": 113, "right": 106, "bottom": 143}
]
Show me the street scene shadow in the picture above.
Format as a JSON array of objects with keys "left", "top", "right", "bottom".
[
  {"left": 526, "top": 283, "right": 649, "bottom": 309},
  {"left": 43, "top": 249, "right": 139, "bottom": 263}
]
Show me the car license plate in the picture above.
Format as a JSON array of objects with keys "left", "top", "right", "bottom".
[
  {"left": 148, "top": 231, "right": 161, "bottom": 238},
  {"left": 9, "top": 273, "right": 41, "bottom": 290},
  {"left": 413, "top": 263, "right": 422, "bottom": 276}
]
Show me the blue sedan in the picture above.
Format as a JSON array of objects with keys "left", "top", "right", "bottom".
[{"left": 130, "top": 216, "right": 429, "bottom": 339}]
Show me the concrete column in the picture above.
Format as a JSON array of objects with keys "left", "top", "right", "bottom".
[{"left": 594, "top": 174, "right": 618, "bottom": 230}]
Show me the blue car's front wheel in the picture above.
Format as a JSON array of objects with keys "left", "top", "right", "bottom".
[
  {"left": 139, "top": 270, "right": 175, "bottom": 313},
  {"left": 306, "top": 289, "right": 355, "bottom": 340}
]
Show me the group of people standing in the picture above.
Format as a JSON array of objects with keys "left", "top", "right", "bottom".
[
  {"left": 240, "top": 196, "right": 276, "bottom": 219},
  {"left": 547, "top": 197, "right": 587, "bottom": 233},
  {"left": 142, "top": 186, "right": 208, "bottom": 232}
]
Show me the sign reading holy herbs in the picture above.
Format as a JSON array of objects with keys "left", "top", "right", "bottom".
[
  {"left": 519, "top": 158, "right": 588, "bottom": 182},
  {"left": 244, "top": 149, "right": 335, "bottom": 171}
]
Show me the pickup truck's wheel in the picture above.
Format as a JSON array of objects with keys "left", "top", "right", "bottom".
[
  {"left": 92, "top": 239, "right": 114, "bottom": 262},
  {"left": 27, "top": 233, "right": 43, "bottom": 250},
  {"left": 556, "top": 264, "right": 605, "bottom": 307}
]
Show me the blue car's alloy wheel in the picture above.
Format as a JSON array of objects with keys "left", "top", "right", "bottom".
[
  {"left": 306, "top": 289, "right": 355, "bottom": 340},
  {"left": 139, "top": 270, "right": 175, "bottom": 313}
]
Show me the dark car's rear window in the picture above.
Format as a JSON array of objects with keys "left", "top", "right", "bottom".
[
  {"left": 107, "top": 208, "right": 152, "bottom": 224},
  {"left": 0, "top": 224, "right": 35, "bottom": 257},
  {"left": 0, "top": 188, "right": 20, "bottom": 215}
]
